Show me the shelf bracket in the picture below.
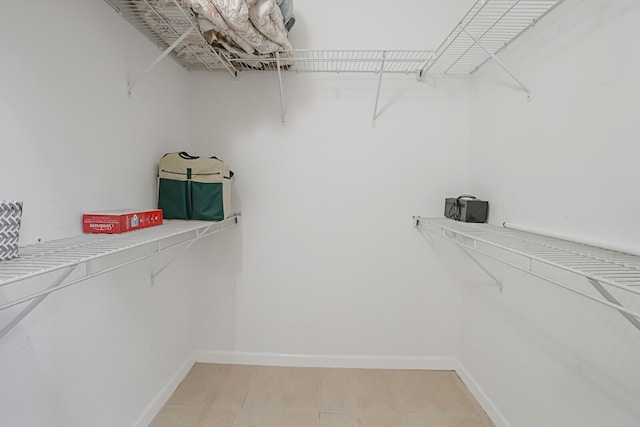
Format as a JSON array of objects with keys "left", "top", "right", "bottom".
[
  {"left": 415, "top": 217, "right": 502, "bottom": 292},
  {"left": 415, "top": 217, "right": 640, "bottom": 331},
  {"left": 276, "top": 51, "right": 286, "bottom": 125},
  {"left": 149, "top": 215, "right": 240, "bottom": 284},
  {"left": 587, "top": 278, "right": 640, "bottom": 332},
  {"left": 0, "top": 265, "right": 78, "bottom": 341},
  {"left": 462, "top": 29, "right": 531, "bottom": 100},
  {"left": 372, "top": 51, "right": 387, "bottom": 127},
  {"left": 128, "top": 24, "right": 195, "bottom": 96},
  {"left": 150, "top": 224, "right": 214, "bottom": 285},
  {"left": 459, "top": 246, "right": 504, "bottom": 293}
]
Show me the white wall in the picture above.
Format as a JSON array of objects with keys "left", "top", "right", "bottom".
[
  {"left": 0, "top": 1, "right": 202, "bottom": 426},
  {"left": 462, "top": 0, "right": 640, "bottom": 426},
  {"left": 188, "top": 0, "right": 474, "bottom": 364}
]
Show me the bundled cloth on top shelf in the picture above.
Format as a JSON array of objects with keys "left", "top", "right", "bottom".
[
  {"left": 137, "top": 0, "right": 294, "bottom": 69},
  {"left": 187, "top": 0, "right": 292, "bottom": 56},
  {"left": 276, "top": 0, "right": 295, "bottom": 32}
]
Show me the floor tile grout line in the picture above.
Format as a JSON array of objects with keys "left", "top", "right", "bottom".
[
  {"left": 319, "top": 409, "right": 489, "bottom": 416},
  {"left": 319, "top": 367, "right": 324, "bottom": 427},
  {"left": 231, "top": 365, "right": 254, "bottom": 427},
  {"left": 385, "top": 368, "right": 407, "bottom": 427}
]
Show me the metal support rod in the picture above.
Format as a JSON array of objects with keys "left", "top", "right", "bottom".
[
  {"left": 416, "top": 218, "right": 502, "bottom": 291},
  {"left": 419, "top": 0, "right": 490, "bottom": 78},
  {"left": 150, "top": 224, "right": 214, "bottom": 284},
  {"left": 471, "top": 0, "right": 569, "bottom": 74},
  {"left": 275, "top": 51, "right": 286, "bottom": 124},
  {"left": 0, "top": 266, "right": 77, "bottom": 341},
  {"left": 0, "top": 250, "right": 166, "bottom": 312},
  {"left": 151, "top": 216, "right": 238, "bottom": 282},
  {"left": 417, "top": 57, "right": 433, "bottom": 80},
  {"left": 462, "top": 29, "right": 530, "bottom": 96},
  {"left": 588, "top": 279, "right": 640, "bottom": 332},
  {"left": 459, "top": 247, "right": 504, "bottom": 292},
  {"left": 166, "top": 0, "right": 238, "bottom": 77},
  {"left": 372, "top": 51, "right": 387, "bottom": 127},
  {"left": 128, "top": 25, "right": 194, "bottom": 95},
  {"left": 445, "top": 1, "right": 521, "bottom": 74}
]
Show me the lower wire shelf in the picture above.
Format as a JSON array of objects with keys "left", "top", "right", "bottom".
[
  {"left": 415, "top": 217, "right": 640, "bottom": 332},
  {"left": 0, "top": 214, "right": 240, "bottom": 339}
]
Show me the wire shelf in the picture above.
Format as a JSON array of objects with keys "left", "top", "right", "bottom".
[
  {"left": 416, "top": 217, "right": 640, "bottom": 330},
  {"left": 423, "top": 0, "right": 566, "bottom": 74},
  {"left": 420, "top": 218, "right": 640, "bottom": 291},
  {"left": 0, "top": 216, "right": 239, "bottom": 305},
  {"left": 104, "top": 0, "right": 238, "bottom": 76},
  {"left": 105, "top": 0, "right": 565, "bottom": 78},
  {"left": 0, "top": 216, "right": 240, "bottom": 340},
  {"left": 230, "top": 50, "right": 433, "bottom": 74},
  {"left": 104, "top": 1, "right": 432, "bottom": 76}
]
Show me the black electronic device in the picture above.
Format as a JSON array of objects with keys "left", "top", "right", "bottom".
[{"left": 444, "top": 195, "right": 489, "bottom": 223}]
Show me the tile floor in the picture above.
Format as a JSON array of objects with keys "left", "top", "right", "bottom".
[{"left": 150, "top": 364, "right": 495, "bottom": 427}]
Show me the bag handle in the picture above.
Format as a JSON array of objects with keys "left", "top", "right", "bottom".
[
  {"left": 178, "top": 152, "right": 225, "bottom": 162},
  {"left": 448, "top": 194, "right": 479, "bottom": 221},
  {"left": 172, "top": 153, "right": 232, "bottom": 178}
]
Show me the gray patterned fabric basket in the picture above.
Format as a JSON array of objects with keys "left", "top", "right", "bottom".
[{"left": 0, "top": 201, "right": 23, "bottom": 261}]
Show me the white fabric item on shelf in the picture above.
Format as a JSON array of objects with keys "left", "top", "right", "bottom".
[{"left": 184, "top": 0, "right": 292, "bottom": 57}]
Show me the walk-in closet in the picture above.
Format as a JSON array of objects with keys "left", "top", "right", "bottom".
[{"left": 1, "top": 1, "right": 639, "bottom": 426}]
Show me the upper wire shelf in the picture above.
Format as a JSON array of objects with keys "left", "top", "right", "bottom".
[
  {"left": 104, "top": 0, "right": 432, "bottom": 76},
  {"left": 104, "top": 0, "right": 239, "bottom": 77},
  {"left": 104, "top": 0, "right": 567, "bottom": 122},
  {"left": 416, "top": 217, "right": 640, "bottom": 331},
  {"left": 421, "top": 0, "right": 566, "bottom": 75},
  {"left": 105, "top": 0, "right": 566, "bottom": 78},
  {"left": 231, "top": 50, "right": 434, "bottom": 74}
]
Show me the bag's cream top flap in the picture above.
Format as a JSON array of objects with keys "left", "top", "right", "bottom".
[{"left": 158, "top": 152, "right": 231, "bottom": 183}]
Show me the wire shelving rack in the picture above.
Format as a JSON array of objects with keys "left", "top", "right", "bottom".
[
  {"left": 103, "top": 0, "right": 568, "bottom": 119},
  {"left": 0, "top": 215, "right": 240, "bottom": 340},
  {"left": 421, "top": 0, "right": 566, "bottom": 76},
  {"left": 415, "top": 217, "right": 640, "bottom": 332}
]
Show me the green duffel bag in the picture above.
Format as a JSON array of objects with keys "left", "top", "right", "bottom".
[{"left": 158, "top": 152, "right": 233, "bottom": 221}]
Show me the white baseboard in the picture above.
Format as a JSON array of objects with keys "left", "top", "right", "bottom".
[
  {"left": 453, "top": 361, "right": 512, "bottom": 427},
  {"left": 194, "top": 350, "right": 459, "bottom": 371},
  {"left": 131, "top": 353, "right": 195, "bottom": 427}
]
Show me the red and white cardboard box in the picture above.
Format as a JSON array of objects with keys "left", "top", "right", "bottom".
[{"left": 82, "top": 209, "right": 163, "bottom": 234}]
